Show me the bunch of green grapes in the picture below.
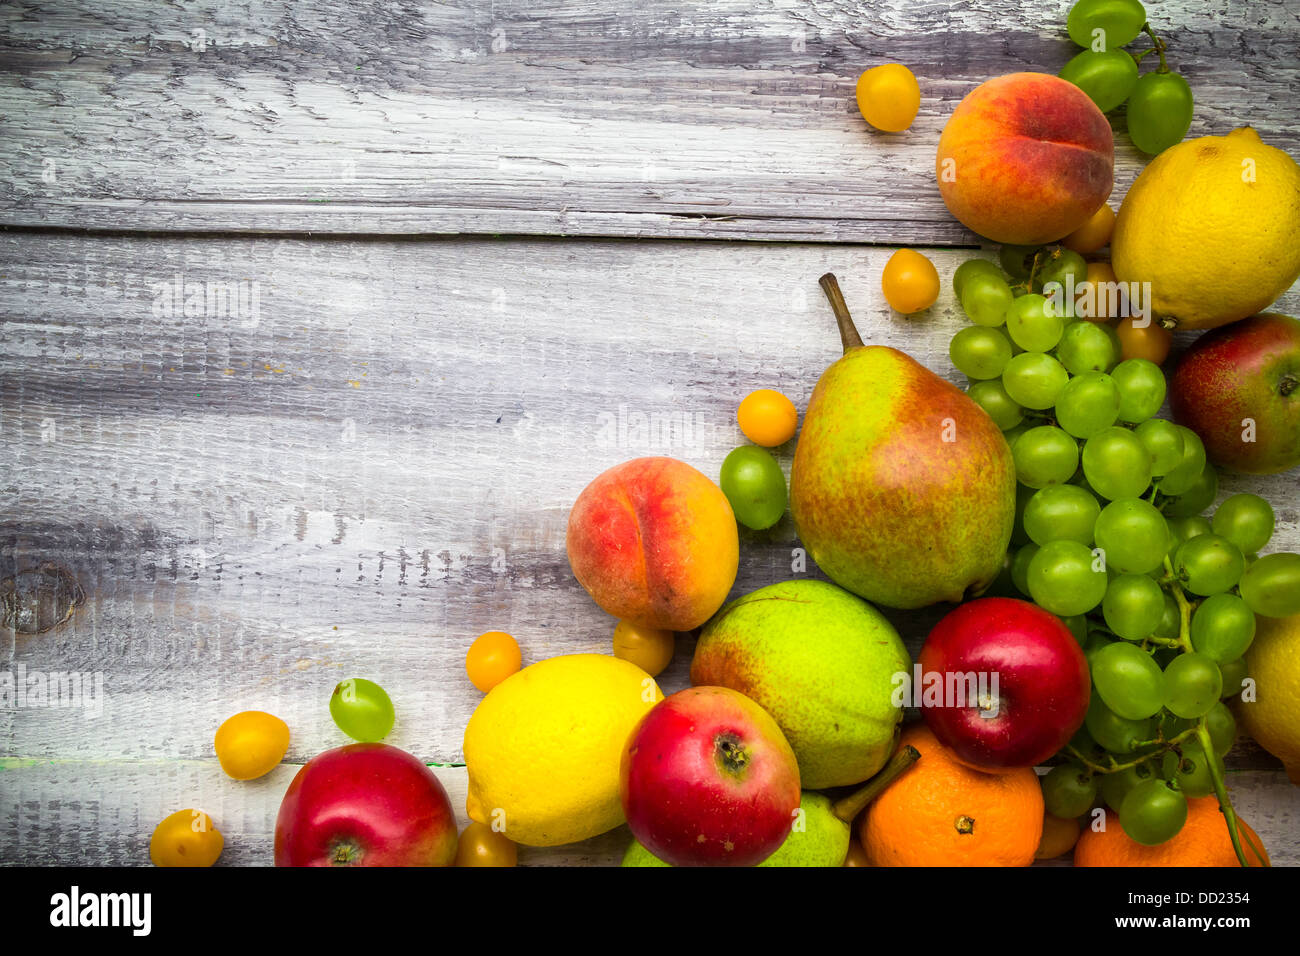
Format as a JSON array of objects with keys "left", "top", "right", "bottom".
[
  {"left": 1059, "top": 0, "right": 1193, "bottom": 155},
  {"left": 950, "top": 249, "right": 1300, "bottom": 856}
]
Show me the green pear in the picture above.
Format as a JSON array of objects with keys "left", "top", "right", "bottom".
[
  {"left": 622, "top": 792, "right": 851, "bottom": 867},
  {"left": 790, "top": 274, "right": 1017, "bottom": 609},
  {"left": 691, "top": 579, "right": 909, "bottom": 788}
]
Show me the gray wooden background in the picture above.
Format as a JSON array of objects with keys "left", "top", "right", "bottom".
[{"left": 1, "top": 0, "right": 1298, "bottom": 866}]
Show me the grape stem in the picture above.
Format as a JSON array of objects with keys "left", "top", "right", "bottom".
[
  {"left": 1163, "top": 556, "right": 1196, "bottom": 653},
  {"left": 1141, "top": 23, "right": 1170, "bottom": 74},
  {"left": 1162, "top": 561, "right": 1263, "bottom": 867},
  {"left": 1064, "top": 727, "right": 1196, "bottom": 776},
  {"left": 1195, "top": 721, "right": 1265, "bottom": 867}
]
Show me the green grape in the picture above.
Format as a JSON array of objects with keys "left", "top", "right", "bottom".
[
  {"left": 1161, "top": 461, "right": 1218, "bottom": 519},
  {"left": 1119, "top": 778, "right": 1188, "bottom": 845},
  {"left": 1173, "top": 738, "right": 1224, "bottom": 799},
  {"left": 1067, "top": 0, "right": 1147, "bottom": 50},
  {"left": 1157, "top": 427, "right": 1206, "bottom": 496},
  {"left": 1153, "top": 593, "right": 1180, "bottom": 640},
  {"left": 1091, "top": 641, "right": 1166, "bottom": 719},
  {"left": 329, "top": 677, "right": 396, "bottom": 742},
  {"left": 1110, "top": 359, "right": 1166, "bottom": 424},
  {"left": 961, "top": 272, "right": 1015, "bottom": 327},
  {"left": 1011, "top": 543, "right": 1039, "bottom": 596},
  {"left": 1166, "top": 515, "right": 1212, "bottom": 554},
  {"left": 1205, "top": 702, "right": 1237, "bottom": 756},
  {"left": 1013, "top": 425, "right": 1080, "bottom": 488},
  {"left": 1190, "top": 593, "right": 1256, "bottom": 663},
  {"left": 1023, "top": 484, "right": 1101, "bottom": 546},
  {"left": 1163, "top": 652, "right": 1222, "bottom": 719},
  {"left": 1093, "top": 498, "right": 1169, "bottom": 574},
  {"left": 1102, "top": 573, "right": 1166, "bottom": 641},
  {"left": 1218, "top": 657, "right": 1248, "bottom": 700},
  {"left": 1002, "top": 353, "right": 1070, "bottom": 409},
  {"left": 1099, "top": 760, "right": 1156, "bottom": 811},
  {"left": 1056, "top": 319, "right": 1118, "bottom": 375},
  {"left": 1005, "top": 293, "right": 1065, "bottom": 352},
  {"left": 952, "top": 258, "right": 1005, "bottom": 299},
  {"left": 1081, "top": 427, "right": 1152, "bottom": 500},
  {"left": 719, "top": 445, "right": 788, "bottom": 530},
  {"left": 967, "top": 380, "right": 1024, "bottom": 431},
  {"left": 1036, "top": 248, "right": 1088, "bottom": 298},
  {"left": 950, "top": 326, "right": 1013, "bottom": 379},
  {"left": 1041, "top": 764, "right": 1098, "bottom": 818},
  {"left": 1060, "top": 613, "right": 1090, "bottom": 646},
  {"left": 1028, "top": 539, "right": 1108, "bottom": 615},
  {"left": 1127, "top": 71, "right": 1194, "bottom": 156},
  {"left": 1212, "top": 493, "right": 1275, "bottom": 555},
  {"left": 1083, "top": 630, "right": 1114, "bottom": 666},
  {"left": 1059, "top": 48, "right": 1140, "bottom": 112},
  {"left": 1055, "top": 371, "right": 1121, "bottom": 438},
  {"left": 1239, "top": 552, "right": 1300, "bottom": 617},
  {"left": 1085, "top": 696, "right": 1155, "bottom": 754},
  {"left": 1174, "top": 534, "right": 1244, "bottom": 596},
  {"left": 1133, "top": 419, "right": 1183, "bottom": 476},
  {"left": 999, "top": 243, "right": 1042, "bottom": 279}
]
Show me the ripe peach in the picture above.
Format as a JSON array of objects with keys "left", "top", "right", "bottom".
[
  {"left": 936, "top": 73, "right": 1114, "bottom": 245},
  {"left": 566, "top": 457, "right": 739, "bottom": 631}
]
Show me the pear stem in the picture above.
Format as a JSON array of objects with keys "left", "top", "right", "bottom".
[
  {"left": 819, "top": 273, "right": 865, "bottom": 353},
  {"left": 832, "top": 744, "right": 921, "bottom": 823}
]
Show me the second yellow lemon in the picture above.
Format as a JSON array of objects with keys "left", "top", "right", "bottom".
[
  {"left": 463, "top": 653, "right": 661, "bottom": 846},
  {"left": 1237, "top": 613, "right": 1300, "bottom": 785}
]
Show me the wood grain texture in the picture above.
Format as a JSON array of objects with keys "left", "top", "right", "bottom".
[
  {"left": 2, "top": 231, "right": 1299, "bottom": 864},
  {"left": 2, "top": 759, "right": 1295, "bottom": 867},
  {"left": 2, "top": 0, "right": 1299, "bottom": 240}
]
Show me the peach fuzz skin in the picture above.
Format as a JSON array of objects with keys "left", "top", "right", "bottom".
[
  {"left": 936, "top": 73, "right": 1114, "bottom": 245},
  {"left": 566, "top": 457, "right": 739, "bottom": 632}
]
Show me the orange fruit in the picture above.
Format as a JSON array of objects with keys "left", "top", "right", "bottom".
[
  {"left": 737, "top": 389, "right": 797, "bottom": 447},
  {"left": 1062, "top": 204, "right": 1116, "bottom": 255},
  {"left": 1074, "top": 797, "right": 1269, "bottom": 866},
  {"left": 1116, "top": 315, "right": 1173, "bottom": 365},
  {"left": 859, "top": 723, "right": 1043, "bottom": 866},
  {"left": 1035, "top": 812, "right": 1081, "bottom": 860},
  {"left": 856, "top": 64, "right": 921, "bottom": 132},
  {"left": 465, "top": 631, "right": 522, "bottom": 692},
  {"left": 1075, "top": 261, "right": 1119, "bottom": 322},
  {"left": 611, "top": 619, "right": 675, "bottom": 677},
  {"left": 881, "top": 249, "right": 940, "bottom": 314}
]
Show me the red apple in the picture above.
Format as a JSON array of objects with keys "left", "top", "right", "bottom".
[
  {"left": 1170, "top": 313, "right": 1300, "bottom": 475},
  {"left": 918, "top": 597, "right": 1089, "bottom": 772},
  {"left": 620, "top": 686, "right": 800, "bottom": 867},
  {"left": 275, "top": 743, "right": 458, "bottom": 866}
]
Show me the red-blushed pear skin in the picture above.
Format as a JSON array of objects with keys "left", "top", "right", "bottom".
[
  {"left": 936, "top": 72, "right": 1114, "bottom": 245},
  {"left": 919, "top": 597, "right": 1091, "bottom": 772},
  {"left": 619, "top": 686, "right": 801, "bottom": 867},
  {"left": 789, "top": 275, "right": 1017, "bottom": 610},
  {"left": 1170, "top": 313, "right": 1300, "bottom": 476},
  {"left": 275, "top": 743, "right": 458, "bottom": 866}
]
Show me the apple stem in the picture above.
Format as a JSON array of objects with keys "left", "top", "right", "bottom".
[
  {"left": 831, "top": 744, "right": 921, "bottom": 823},
  {"left": 819, "top": 273, "right": 865, "bottom": 353}
]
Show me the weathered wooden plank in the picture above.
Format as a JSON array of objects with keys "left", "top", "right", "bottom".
[
  {"left": 2, "top": 0, "right": 1298, "bottom": 239},
  {"left": 2, "top": 232, "right": 1299, "bottom": 863},
  {"left": 2, "top": 759, "right": 1295, "bottom": 866}
]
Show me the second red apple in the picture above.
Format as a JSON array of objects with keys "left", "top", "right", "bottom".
[{"left": 918, "top": 597, "right": 1090, "bottom": 772}]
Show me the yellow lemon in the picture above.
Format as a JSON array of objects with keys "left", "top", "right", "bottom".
[
  {"left": 1111, "top": 127, "right": 1300, "bottom": 330},
  {"left": 463, "top": 653, "right": 661, "bottom": 846},
  {"left": 1237, "top": 613, "right": 1300, "bottom": 785}
]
